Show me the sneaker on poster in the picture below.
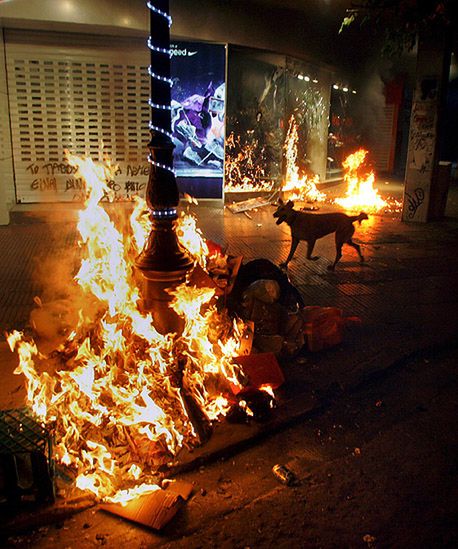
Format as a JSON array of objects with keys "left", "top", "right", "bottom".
[{"left": 183, "top": 146, "right": 201, "bottom": 165}]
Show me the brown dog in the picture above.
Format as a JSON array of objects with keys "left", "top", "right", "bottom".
[{"left": 273, "top": 199, "right": 368, "bottom": 271}]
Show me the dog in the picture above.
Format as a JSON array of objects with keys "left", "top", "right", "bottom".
[{"left": 273, "top": 199, "right": 368, "bottom": 271}]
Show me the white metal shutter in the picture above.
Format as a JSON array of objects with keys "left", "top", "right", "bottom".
[
  {"left": 371, "top": 104, "right": 396, "bottom": 173},
  {"left": 5, "top": 30, "right": 151, "bottom": 203}
]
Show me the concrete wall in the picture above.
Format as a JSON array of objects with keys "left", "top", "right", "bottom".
[
  {"left": 0, "top": 28, "right": 13, "bottom": 224},
  {"left": 0, "top": 0, "right": 147, "bottom": 36},
  {"left": 402, "top": 31, "right": 452, "bottom": 222},
  {"left": 0, "top": 0, "right": 341, "bottom": 71}
]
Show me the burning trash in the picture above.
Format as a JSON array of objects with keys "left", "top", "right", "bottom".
[
  {"left": 334, "top": 149, "right": 387, "bottom": 213},
  {"left": 6, "top": 153, "right": 277, "bottom": 506},
  {"left": 281, "top": 116, "right": 325, "bottom": 204}
]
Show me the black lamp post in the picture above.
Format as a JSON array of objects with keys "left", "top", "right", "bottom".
[{"left": 136, "top": 0, "right": 193, "bottom": 334}]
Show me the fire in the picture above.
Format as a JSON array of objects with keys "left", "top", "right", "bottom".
[
  {"left": 224, "top": 132, "right": 274, "bottom": 193},
  {"left": 282, "top": 116, "right": 325, "bottom": 203},
  {"left": 334, "top": 149, "right": 387, "bottom": 213},
  {"left": 7, "top": 153, "right": 249, "bottom": 504},
  {"left": 175, "top": 214, "right": 209, "bottom": 268}
]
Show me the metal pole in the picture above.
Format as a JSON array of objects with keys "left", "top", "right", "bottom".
[{"left": 136, "top": 0, "right": 193, "bottom": 334}]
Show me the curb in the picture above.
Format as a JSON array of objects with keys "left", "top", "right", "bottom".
[{"left": 170, "top": 333, "right": 458, "bottom": 476}]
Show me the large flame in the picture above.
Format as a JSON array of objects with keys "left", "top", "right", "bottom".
[
  {"left": 334, "top": 149, "right": 387, "bottom": 213},
  {"left": 281, "top": 116, "right": 325, "bottom": 203},
  {"left": 7, "top": 153, "right": 247, "bottom": 504}
]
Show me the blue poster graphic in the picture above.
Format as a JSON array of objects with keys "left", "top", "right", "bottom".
[{"left": 170, "top": 41, "right": 226, "bottom": 198}]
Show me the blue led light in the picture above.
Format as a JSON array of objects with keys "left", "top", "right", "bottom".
[
  {"left": 147, "top": 153, "right": 177, "bottom": 176},
  {"left": 147, "top": 1, "right": 175, "bottom": 176},
  {"left": 147, "top": 1, "right": 172, "bottom": 27},
  {"left": 147, "top": 37, "right": 171, "bottom": 57},
  {"left": 148, "top": 99, "right": 172, "bottom": 110},
  {"left": 148, "top": 123, "right": 174, "bottom": 140},
  {"left": 151, "top": 208, "right": 177, "bottom": 218},
  {"left": 147, "top": 66, "right": 173, "bottom": 86}
]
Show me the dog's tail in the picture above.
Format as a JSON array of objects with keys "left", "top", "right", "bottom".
[{"left": 349, "top": 212, "right": 369, "bottom": 225}]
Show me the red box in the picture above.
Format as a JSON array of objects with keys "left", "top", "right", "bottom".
[
  {"left": 302, "top": 306, "right": 343, "bottom": 352},
  {"left": 232, "top": 352, "right": 285, "bottom": 393}
]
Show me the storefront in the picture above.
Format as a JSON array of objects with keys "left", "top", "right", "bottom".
[
  {"left": 0, "top": 0, "right": 402, "bottom": 223},
  {"left": 2, "top": 29, "right": 338, "bottom": 204},
  {"left": 3, "top": 30, "right": 227, "bottom": 202}
]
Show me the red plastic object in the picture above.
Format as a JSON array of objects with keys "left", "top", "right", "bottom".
[
  {"left": 206, "top": 239, "right": 224, "bottom": 256},
  {"left": 302, "top": 306, "right": 343, "bottom": 352},
  {"left": 232, "top": 352, "right": 285, "bottom": 393}
]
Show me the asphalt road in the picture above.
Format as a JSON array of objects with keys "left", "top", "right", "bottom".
[{"left": 6, "top": 343, "right": 457, "bottom": 548}]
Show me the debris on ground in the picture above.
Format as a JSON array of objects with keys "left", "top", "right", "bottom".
[
  {"left": 227, "top": 196, "right": 274, "bottom": 214},
  {"left": 272, "top": 464, "right": 297, "bottom": 486},
  {"left": 227, "top": 259, "right": 360, "bottom": 357},
  {"left": 100, "top": 481, "right": 193, "bottom": 531}
]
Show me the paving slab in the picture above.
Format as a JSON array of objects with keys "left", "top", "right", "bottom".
[{"left": 1, "top": 184, "right": 458, "bottom": 480}]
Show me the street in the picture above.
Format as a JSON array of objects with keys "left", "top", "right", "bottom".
[
  {"left": 161, "top": 344, "right": 458, "bottom": 549},
  {"left": 1, "top": 0, "right": 458, "bottom": 546},
  {"left": 6, "top": 343, "right": 457, "bottom": 548},
  {"left": 1, "top": 179, "right": 458, "bottom": 548}
]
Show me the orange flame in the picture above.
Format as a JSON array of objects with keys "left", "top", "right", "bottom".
[
  {"left": 224, "top": 132, "right": 274, "bottom": 192},
  {"left": 7, "top": 153, "right": 248, "bottom": 503},
  {"left": 334, "top": 149, "right": 387, "bottom": 213},
  {"left": 282, "top": 116, "right": 325, "bottom": 203}
]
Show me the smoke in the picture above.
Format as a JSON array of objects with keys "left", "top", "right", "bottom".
[
  {"left": 29, "top": 217, "right": 95, "bottom": 343},
  {"left": 349, "top": 58, "right": 393, "bottom": 154}
]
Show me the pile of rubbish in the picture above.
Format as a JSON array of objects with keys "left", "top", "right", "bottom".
[{"left": 228, "top": 258, "right": 351, "bottom": 358}]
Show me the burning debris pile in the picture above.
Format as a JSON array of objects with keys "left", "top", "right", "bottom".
[
  {"left": 281, "top": 116, "right": 325, "bottom": 204},
  {"left": 6, "top": 154, "right": 270, "bottom": 505},
  {"left": 334, "top": 149, "right": 387, "bottom": 213},
  {"left": 4, "top": 142, "right": 400, "bottom": 511}
]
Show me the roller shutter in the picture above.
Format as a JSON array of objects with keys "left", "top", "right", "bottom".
[
  {"left": 5, "top": 29, "right": 150, "bottom": 203},
  {"left": 371, "top": 103, "right": 397, "bottom": 173}
]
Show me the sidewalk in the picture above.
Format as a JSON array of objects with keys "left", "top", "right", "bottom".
[{"left": 1, "top": 182, "right": 458, "bottom": 470}]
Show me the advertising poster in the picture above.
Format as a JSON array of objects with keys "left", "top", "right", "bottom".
[{"left": 170, "top": 41, "right": 226, "bottom": 198}]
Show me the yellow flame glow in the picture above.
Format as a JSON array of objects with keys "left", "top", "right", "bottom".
[
  {"left": 7, "top": 153, "right": 248, "bottom": 503},
  {"left": 334, "top": 149, "right": 387, "bottom": 213},
  {"left": 282, "top": 116, "right": 325, "bottom": 203},
  {"left": 225, "top": 132, "right": 274, "bottom": 192}
]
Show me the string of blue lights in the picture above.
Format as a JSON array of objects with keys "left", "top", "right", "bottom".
[{"left": 146, "top": 1, "right": 176, "bottom": 180}]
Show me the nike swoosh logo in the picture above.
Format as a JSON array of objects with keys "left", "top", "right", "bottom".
[{"left": 187, "top": 51, "right": 198, "bottom": 56}]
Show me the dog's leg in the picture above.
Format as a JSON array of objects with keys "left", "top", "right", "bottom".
[
  {"left": 328, "top": 231, "right": 345, "bottom": 271},
  {"left": 306, "top": 239, "right": 319, "bottom": 261},
  {"left": 280, "top": 237, "right": 299, "bottom": 267},
  {"left": 328, "top": 242, "right": 343, "bottom": 271},
  {"left": 347, "top": 238, "right": 364, "bottom": 262}
]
